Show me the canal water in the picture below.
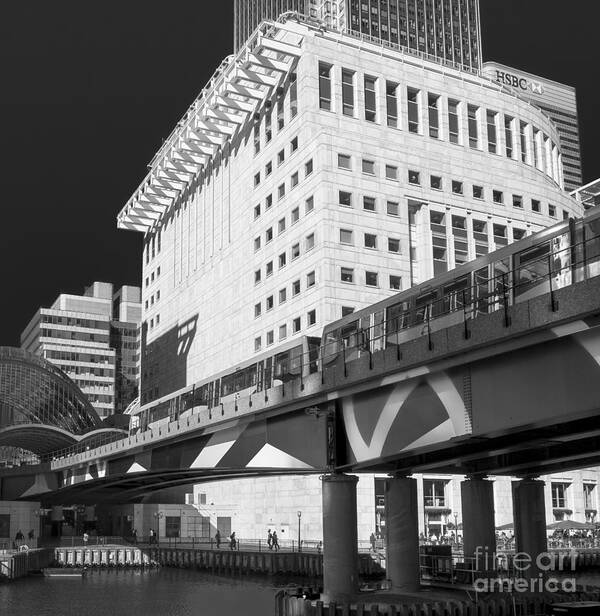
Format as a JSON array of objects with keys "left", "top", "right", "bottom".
[{"left": 0, "top": 568, "right": 305, "bottom": 616}]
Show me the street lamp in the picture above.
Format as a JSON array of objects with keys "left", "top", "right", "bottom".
[
  {"left": 153, "top": 511, "right": 164, "bottom": 544},
  {"left": 297, "top": 511, "right": 302, "bottom": 553}
]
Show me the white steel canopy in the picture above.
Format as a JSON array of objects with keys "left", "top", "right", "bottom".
[{"left": 117, "top": 20, "right": 304, "bottom": 234}]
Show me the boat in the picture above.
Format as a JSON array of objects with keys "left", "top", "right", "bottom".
[{"left": 42, "top": 567, "right": 87, "bottom": 578}]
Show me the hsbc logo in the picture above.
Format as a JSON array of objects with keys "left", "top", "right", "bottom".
[{"left": 494, "top": 70, "right": 545, "bottom": 96}]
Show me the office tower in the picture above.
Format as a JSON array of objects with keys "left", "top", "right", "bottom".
[
  {"left": 234, "top": 0, "right": 482, "bottom": 71},
  {"left": 20, "top": 282, "right": 141, "bottom": 418},
  {"left": 483, "top": 62, "right": 583, "bottom": 192}
]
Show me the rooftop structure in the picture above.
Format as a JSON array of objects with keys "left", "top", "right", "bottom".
[
  {"left": 571, "top": 178, "right": 600, "bottom": 211},
  {"left": 20, "top": 283, "right": 141, "bottom": 418}
]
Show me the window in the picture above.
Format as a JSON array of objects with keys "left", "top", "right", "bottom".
[
  {"left": 386, "top": 81, "right": 398, "bottom": 127},
  {"left": 339, "top": 190, "right": 352, "bottom": 207},
  {"left": 531, "top": 198, "right": 541, "bottom": 212},
  {"left": 364, "top": 233, "right": 377, "bottom": 249},
  {"left": 408, "top": 170, "right": 420, "bottom": 185},
  {"left": 520, "top": 121, "right": 528, "bottom": 163},
  {"left": 279, "top": 324, "right": 287, "bottom": 340},
  {"left": 473, "top": 185, "right": 483, "bottom": 199},
  {"left": 428, "top": 93, "right": 440, "bottom": 138},
  {"left": 341, "top": 267, "right": 354, "bottom": 283},
  {"left": 363, "top": 196, "right": 376, "bottom": 211},
  {"left": 254, "top": 303, "right": 261, "bottom": 318},
  {"left": 563, "top": 209, "right": 569, "bottom": 221},
  {"left": 340, "top": 229, "right": 353, "bottom": 244},
  {"left": 254, "top": 123, "right": 260, "bottom": 155},
  {"left": 255, "top": 337, "right": 262, "bottom": 352},
  {"left": 341, "top": 306, "right": 355, "bottom": 317},
  {"left": 254, "top": 204, "right": 261, "bottom": 219},
  {"left": 145, "top": 277, "right": 149, "bottom": 287},
  {"left": 513, "top": 228, "right": 526, "bottom": 241},
  {"left": 342, "top": 68, "right": 355, "bottom": 116},
  {"left": 486, "top": 110, "right": 497, "bottom": 153},
  {"left": 387, "top": 201, "right": 399, "bottom": 216},
  {"left": 319, "top": 62, "right": 332, "bottom": 110},
  {"left": 278, "top": 183, "right": 285, "bottom": 200},
  {"left": 306, "top": 271, "right": 315, "bottom": 287},
  {"left": 291, "top": 171, "right": 299, "bottom": 188},
  {"left": 277, "top": 98, "right": 284, "bottom": 130},
  {"left": 293, "top": 317, "right": 301, "bottom": 333},
  {"left": 278, "top": 149, "right": 285, "bottom": 165},
  {"left": 386, "top": 165, "right": 398, "bottom": 180},
  {"left": 551, "top": 483, "right": 569, "bottom": 509},
  {"left": 305, "top": 233, "right": 315, "bottom": 250},
  {"left": 307, "top": 309, "right": 316, "bottom": 326},
  {"left": 266, "top": 295, "right": 274, "bottom": 310},
  {"left": 291, "top": 136, "right": 298, "bottom": 152},
  {"left": 512, "top": 194, "right": 523, "bottom": 208},
  {"left": 278, "top": 218, "right": 286, "bottom": 234},
  {"left": 265, "top": 161, "right": 272, "bottom": 176},
  {"left": 430, "top": 175, "right": 442, "bottom": 190},
  {"left": 292, "top": 243, "right": 300, "bottom": 259},
  {"left": 290, "top": 72, "right": 298, "bottom": 118},
  {"left": 254, "top": 172, "right": 261, "bottom": 187},
  {"left": 291, "top": 207, "right": 300, "bottom": 224},
  {"left": 407, "top": 87, "right": 420, "bottom": 133},
  {"left": 305, "top": 196, "right": 314, "bottom": 213},
  {"left": 266, "top": 330, "right": 274, "bottom": 346},
  {"left": 365, "top": 271, "right": 378, "bottom": 287},
  {"left": 279, "top": 252, "right": 287, "bottom": 268},
  {"left": 292, "top": 279, "right": 301, "bottom": 296},
  {"left": 254, "top": 236, "right": 261, "bottom": 251},
  {"left": 338, "top": 154, "right": 351, "bottom": 169},
  {"left": 254, "top": 269, "right": 261, "bottom": 284},
  {"left": 266, "top": 261, "right": 273, "bottom": 277},
  {"left": 364, "top": 75, "right": 377, "bottom": 122},
  {"left": 265, "top": 194, "right": 273, "bottom": 209},
  {"left": 145, "top": 300, "right": 149, "bottom": 310},
  {"left": 452, "top": 180, "right": 463, "bottom": 195},
  {"left": 279, "top": 288, "right": 287, "bottom": 304},
  {"left": 467, "top": 104, "right": 479, "bottom": 149},
  {"left": 362, "top": 159, "right": 375, "bottom": 175},
  {"left": 305, "top": 159, "right": 313, "bottom": 176},
  {"left": 390, "top": 275, "right": 402, "bottom": 290},
  {"left": 548, "top": 204, "right": 556, "bottom": 218},
  {"left": 266, "top": 227, "right": 273, "bottom": 243},
  {"left": 388, "top": 238, "right": 400, "bottom": 253},
  {"left": 493, "top": 190, "right": 503, "bottom": 204},
  {"left": 504, "top": 116, "right": 514, "bottom": 158},
  {"left": 448, "top": 99, "right": 460, "bottom": 143}
]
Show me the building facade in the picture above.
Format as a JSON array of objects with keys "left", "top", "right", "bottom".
[
  {"left": 234, "top": 0, "right": 482, "bottom": 71},
  {"left": 20, "top": 282, "right": 141, "bottom": 419},
  {"left": 482, "top": 62, "right": 582, "bottom": 192}
]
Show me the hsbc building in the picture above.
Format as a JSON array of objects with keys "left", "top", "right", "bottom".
[{"left": 483, "top": 61, "right": 582, "bottom": 191}]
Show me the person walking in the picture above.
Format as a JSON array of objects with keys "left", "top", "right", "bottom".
[
  {"left": 27, "top": 529, "right": 35, "bottom": 541},
  {"left": 149, "top": 528, "right": 155, "bottom": 544},
  {"left": 229, "top": 532, "right": 236, "bottom": 550},
  {"left": 132, "top": 528, "right": 137, "bottom": 544},
  {"left": 215, "top": 530, "right": 221, "bottom": 549},
  {"left": 272, "top": 530, "right": 280, "bottom": 552},
  {"left": 83, "top": 532, "right": 89, "bottom": 545},
  {"left": 267, "top": 529, "right": 273, "bottom": 550}
]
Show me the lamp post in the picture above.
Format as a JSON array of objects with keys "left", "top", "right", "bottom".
[
  {"left": 153, "top": 511, "right": 164, "bottom": 545},
  {"left": 297, "top": 511, "right": 302, "bottom": 553},
  {"left": 453, "top": 513, "right": 459, "bottom": 545}
]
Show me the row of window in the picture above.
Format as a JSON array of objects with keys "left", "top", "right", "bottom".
[
  {"left": 254, "top": 156, "right": 314, "bottom": 189},
  {"left": 319, "top": 62, "right": 562, "bottom": 184},
  {"left": 148, "top": 314, "right": 161, "bottom": 330},
  {"left": 40, "top": 315, "right": 109, "bottom": 331},
  {"left": 144, "top": 290, "right": 161, "bottom": 310},
  {"left": 145, "top": 266, "right": 161, "bottom": 288},
  {"left": 144, "top": 229, "right": 162, "bottom": 265},
  {"left": 340, "top": 267, "right": 403, "bottom": 290},
  {"left": 254, "top": 197, "right": 314, "bottom": 250},
  {"left": 254, "top": 309, "right": 317, "bottom": 352},
  {"left": 254, "top": 233, "right": 316, "bottom": 285},
  {"left": 339, "top": 228, "right": 402, "bottom": 253},
  {"left": 254, "top": 271, "right": 316, "bottom": 319},
  {"left": 254, "top": 194, "right": 314, "bottom": 221}
]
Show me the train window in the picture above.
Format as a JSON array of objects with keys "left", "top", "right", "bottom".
[
  {"left": 415, "top": 290, "right": 438, "bottom": 322},
  {"left": 514, "top": 243, "right": 550, "bottom": 299},
  {"left": 474, "top": 267, "right": 491, "bottom": 314},
  {"left": 443, "top": 276, "right": 471, "bottom": 313}
]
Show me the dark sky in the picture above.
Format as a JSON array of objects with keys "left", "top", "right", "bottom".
[{"left": 1, "top": 1, "right": 598, "bottom": 347}]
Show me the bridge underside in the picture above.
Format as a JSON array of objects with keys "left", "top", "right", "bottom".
[
  {"left": 22, "top": 468, "right": 319, "bottom": 505},
  {"left": 343, "top": 411, "right": 600, "bottom": 477}
]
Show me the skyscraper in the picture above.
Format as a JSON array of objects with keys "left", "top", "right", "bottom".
[
  {"left": 20, "top": 282, "right": 141, "bottom": 418},
  {"left": 234, "top": 0, "right": 482, "bottom": 71}
]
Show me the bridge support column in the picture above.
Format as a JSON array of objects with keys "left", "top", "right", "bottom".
[
  {"left": 385, "top": 475, "right": 420, "bottom": 591},
  {"left": 321, "top": 473, "right": 359, "bottom": 604},
  {"left": 513, "top": 478, "right": 547, "bottom": 579},
  {"left": 461, "top": 477, "right": 496, "bottom": 570}
]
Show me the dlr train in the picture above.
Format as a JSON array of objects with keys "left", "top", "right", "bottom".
[{"left": 131, "top": 205, "right": 600, "bottom": 435}]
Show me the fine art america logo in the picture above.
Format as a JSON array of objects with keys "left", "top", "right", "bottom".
[{"left": 473, "top": 547, "right": 577, "bottom": 593}]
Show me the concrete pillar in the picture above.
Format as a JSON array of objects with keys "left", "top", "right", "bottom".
[
  {"left": 385, "top": 476, "right": 420, "bottom": 591},
  {"left": 321, "top": 473, "right": 359, "bottom": 604},
  {"left": 513, "top": 479, "right": 547, "bottom": 579},
  {"left": 461, "top": 477, "right": 496, "bottom": 569}
]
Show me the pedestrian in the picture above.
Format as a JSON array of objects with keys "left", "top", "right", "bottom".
[
  {"left": 215, "top": 530, "right": 221, "bottom": 549},
  {"left": 149, "top": 528, "right": 155, "bottom": 544},
  {"left": 83, "top": 532, "right": 89, "bottom": 544},
  {"left": 272, "top": 530, "right": 279, "bottom": 552},
  {"left": 370, "top": 532, "right": 376, "bottom": 552},
  {"left": 28, "top": 529, "right": 35, "bottom": 541},
  {"left": 132, "top": 528, "right": 137, "bottom": 544},
  {"left": 267, "top": 529, "right": 273, "bottom": 550},
  {"left": 15, "top": 530, "right": 24, "bottom": 543},
  {"left": 316, "top": 540, "right": 322, "bottom": 554},
  {"left": 229, "top": 532, "right": 236, "bottom": 550}
]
